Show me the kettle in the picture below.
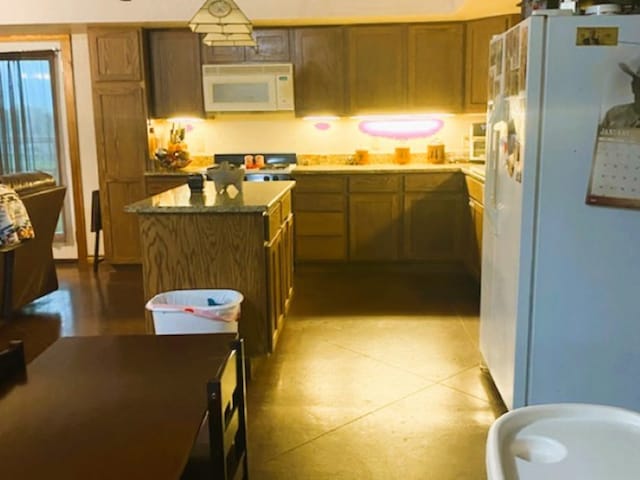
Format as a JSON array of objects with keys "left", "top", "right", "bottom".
[{"left": 427, "top": 142, "right": 445, "bottom": 164}]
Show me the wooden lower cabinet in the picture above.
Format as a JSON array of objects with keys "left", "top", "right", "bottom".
[
  {"left": 464, "top": 174, "right": 485, "bottom": 281},
  {"left": 467, "top": 198, "right": 483, "bottom": 280},
  {"left": 102, "top": 179, "right": 145, "bottom": 263},
  {"left": 349, "top": 193, "right": 402, "bottom": 261},
  {"left": 293, "top": 175, "right": 347, "bottom": 261},
  {"left": 266, "top": 228, "right": 284, "bottom": 351},
  {"left": 403, "top": 192, "right": 464, "bottom": 261},
  {"left": 293, "top": 172, "right": 468, "bottom": 267},
  {"left": 282, "top": 215, "right": 294, "bottom": 308},
  {"left": 267, "top": 213, "right": 295, "bottom": 351}
]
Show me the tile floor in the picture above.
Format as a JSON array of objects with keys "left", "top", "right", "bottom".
[
  {"left": 0, "top": 264, "right": 504, "bottom": 479},
  {"left": 247, "top": 268, "right": 505, "bottom": 480}
]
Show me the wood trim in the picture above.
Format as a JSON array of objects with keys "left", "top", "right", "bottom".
[
  {"left": 0, "top": 34, "right": 88, "bottom": 266},
  {"left": 58, "top": 35, "right": 88, "bottom": 266}
]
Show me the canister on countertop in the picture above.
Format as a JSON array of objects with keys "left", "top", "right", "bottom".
[
  {"left": 355, "top": 149, "right": 369, "bottom": 165},
  {"left": 394, "top": 147, "right": 411, "bottom": 165},
  {"left": 427, "top": 141, "right": 445, "bottom": 164}
]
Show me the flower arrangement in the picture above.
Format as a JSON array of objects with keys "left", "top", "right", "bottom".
[{"left": 155, "top": 124, "right": 191, "bottom": 169}]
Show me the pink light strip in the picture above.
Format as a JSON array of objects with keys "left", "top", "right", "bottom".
[{"left": 358, "top": 118, "right": 444, "bottom": 140}]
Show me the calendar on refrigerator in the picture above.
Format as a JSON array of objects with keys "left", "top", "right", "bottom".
[{"left": 586, "top": 128, "right": 640, "bottom": 209}]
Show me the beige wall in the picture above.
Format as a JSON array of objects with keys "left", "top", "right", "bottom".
[{"left": 152, "top": 112, "right": 485, "bottom": 161}]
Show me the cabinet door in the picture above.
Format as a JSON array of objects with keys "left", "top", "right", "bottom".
[
  {"left": 266, "top": 228, "right": 284, "bottom": 351},
  {"left": 464, "top": 15, "right": 512, "bottom": 112},
  {"left": 88, "top": 28, "right": 144, "bottom": 82},
  {"left": 148, "top": 29, "right": 204, "bottom": 118},
  {"left": 408, "top": 23, "right": 464, "bottom": 112},
  {"left": 92, "top": 83, "right": 148, "bottom": 263},
  {"left": 403, "top": 192, "right": 464, "bottom": 261},
  {"left": 347, "top": 25, "right": 407, "bottom": 113},
  {"left": 201, "top": 44, "right": 246, "bottom": 64},
  {"left": 470, "top": 198, "right": 484, "bottom": 280},
  {"left": 102, "top": 180, "right": 145, "bottom": 263},
  {"left": 245, "top": 29, "right": 291, "bottom": 62},
  {"left": 293, "top": 27, "right": 347, "bottom": 116},
  {"left": 282, "top": 215, "right": 294, "bottom": 312},
  {"left": 349, "top": 193, "right": 402, "bottom": 261}
]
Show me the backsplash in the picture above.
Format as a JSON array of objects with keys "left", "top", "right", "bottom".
[{"left": 150, "top": 112, "right": 485, "bottom": 162}]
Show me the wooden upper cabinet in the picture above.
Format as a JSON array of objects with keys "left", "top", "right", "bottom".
[
  {"left": 201, "top": 44, "right": 245, "bottom": 64},
  {"left": 88, "top": 29, "right": 144, "bottom": 82},
  {"left": 293, "top": 27, "right": 346, "bottom": 116},
  {"left": 246, "top": 29, "right": 292, "bottom": 62},
  {"left": 464, "top": 15, "right": 514, "bottom": 112},
  {"left": 347, "top": 25, "right": 407, "bottom": 113},
  {"left": 201, "top": 28, "right": 291, "bottom": 63},
  {"left": 408, "top": 23, "right": 464, "bottom": 112},
  {"left": 148, "top": 29, "right": 204, "bottom": 118}
]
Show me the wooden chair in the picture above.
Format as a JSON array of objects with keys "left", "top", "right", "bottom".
[
  {"left": 0, "top": 340, "right": 26, "bottom": 385},
  {"left": 182, "top": 339, "right": 249, "bottom": 480}
]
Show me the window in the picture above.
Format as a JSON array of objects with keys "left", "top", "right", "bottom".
[{"left": 0, "top": 50, "right": 70, "bottom": 242}]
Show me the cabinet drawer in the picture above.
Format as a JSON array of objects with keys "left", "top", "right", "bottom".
[
  {"left": 349, "top": 174, "right": 401, "bottom": 193},
  {"left": 296, "top": 212, "right": 345, "bottom": 236},
  {"left": 294, "top": 175, "right": 346, "bottom": 193},
  {"left": 404, "top": 173, "right": 463, "bottom": 192},
  {"left": 465, "top": 175, "right": 485, "bottom": 205},
  {"left": 293, "top": 193, "right": 345, "bottom": 212},
  {"left": 265, "top": 202, "right": 282, "bottom": 242},
  {"left": 281, "top": 191, "right": 292, "bottom": 219}
]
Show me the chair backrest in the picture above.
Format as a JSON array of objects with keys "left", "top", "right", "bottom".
[
  {"left": 207, "top": 339, "right": 249, "bottom": 480},
  {"left": 0, "top": 340, "right": 26, "bottom": 386}
]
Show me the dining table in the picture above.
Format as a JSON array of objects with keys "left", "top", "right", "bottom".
[{"left": 0, "top": 333, "right": 238, "bottom": 479}]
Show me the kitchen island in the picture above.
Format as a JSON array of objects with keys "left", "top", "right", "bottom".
[{"left": 126, "top": 181, "right": 295, "bottom": 357}]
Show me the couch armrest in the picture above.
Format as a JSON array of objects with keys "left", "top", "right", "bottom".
[{"left": 0, "top": 171, "right": 57, "bottom": 196}]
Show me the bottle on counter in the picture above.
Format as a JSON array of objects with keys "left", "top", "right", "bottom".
[{"left": 148, "top": 126, "right": 158, "bottom": 160}]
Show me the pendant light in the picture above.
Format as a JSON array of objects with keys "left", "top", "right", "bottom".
[{"left": 189, "top": 0, "right": 256, "bottom": 47}]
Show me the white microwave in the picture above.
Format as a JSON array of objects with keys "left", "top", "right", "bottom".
[{"left": 202, "top": 63, "right": 295, "bottom": 112}]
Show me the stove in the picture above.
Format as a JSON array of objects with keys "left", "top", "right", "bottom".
[{"left": 214, "top": 153, "right": 297, "bottom": 181}]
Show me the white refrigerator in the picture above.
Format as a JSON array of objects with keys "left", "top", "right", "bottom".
[{"left": 480, "top": 13, "right": 640, "bottom": 411}]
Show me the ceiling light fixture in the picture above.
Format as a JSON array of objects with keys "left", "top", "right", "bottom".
[{"left": 189, "top": 0, "right": 256, "bottom": 47}]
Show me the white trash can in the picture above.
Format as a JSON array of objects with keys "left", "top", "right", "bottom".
[
  {"left": 145, "top": 289, "right": 243, "bottom": 335},
  {"left": 486, "top": 403, "right": 640, "bottom": 480}
]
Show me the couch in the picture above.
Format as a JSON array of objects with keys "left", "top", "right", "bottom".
[{"left": 0, "top": 172, "right": 66, "bottom": 317}]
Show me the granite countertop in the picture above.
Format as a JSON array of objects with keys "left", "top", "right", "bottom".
[
  {"left": 144, "top": 165, "right": 209, "bottom": 176},
  {"left": 293, "top": 162, "right": 486, "bottom": 180},
  {"left": 143, "top": 162, "right": 487, "bottom": 181},
  {"left": 125, "top": 180, "right": 295, "bottom": 214},
  {"left": 460, "top": 164, "right": 486, "bottom": 181}
]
